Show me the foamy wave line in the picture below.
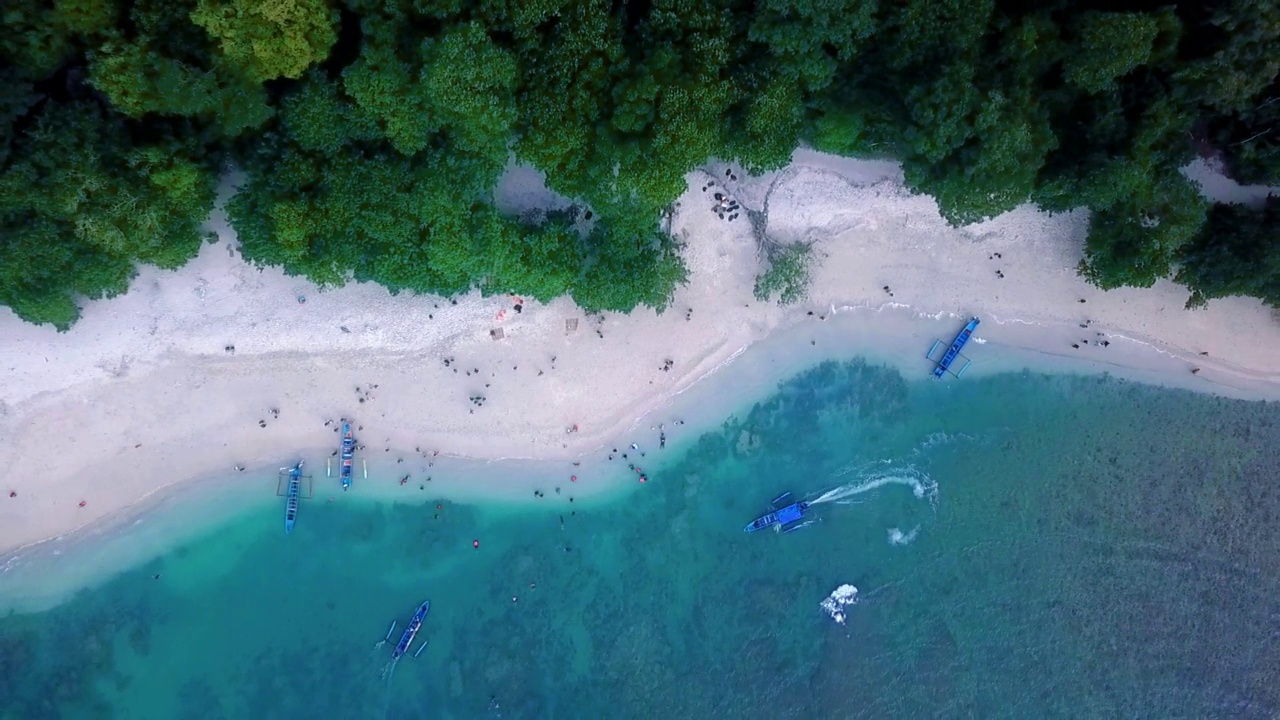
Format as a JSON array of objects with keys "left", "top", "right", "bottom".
[
  {"left": 984, "top": 312, "right": 1053, "bottom": 328},
  {"left": 673, "top": 343, "right": 749, "bottom": 397},
  {"left": 915, "top": 431, "right": 980, "bottom": 455},
  {"left": 984, "top": 313, "right": 1189, "bottom": 362},
  {"left": 830, "top": 302, "right": 961, "bottom": 321}
]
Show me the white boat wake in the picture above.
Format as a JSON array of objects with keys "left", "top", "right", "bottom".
[{"left": 809, "top": 464, "right": 937, "bottom": 508}]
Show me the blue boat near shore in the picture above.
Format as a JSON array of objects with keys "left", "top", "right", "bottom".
[
  {"left": 744, "top": 492, "right": 812, "bottom": 533},
  {"left": 283, "top": 461, "right": 304, "bottom": 534},
  {"left": 926, "top": 317, "right": 980, "bottom": 379},
  {"left": 339, "top": 423, "right": 356, "bottom": 490},
  {"left": 392, "top": 601, "right": 431, "bottom": 660}
]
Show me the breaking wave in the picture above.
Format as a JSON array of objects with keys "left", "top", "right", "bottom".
[
  {"left": 887, "top": 526, "right": 919, "bottom": 546},
  {"left": 820, "top": 584, "right": 859, "bottom": 625}
]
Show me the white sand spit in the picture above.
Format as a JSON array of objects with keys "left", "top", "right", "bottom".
[{"left": 1, "top": 150, "right": 1278, "bottom": 553}]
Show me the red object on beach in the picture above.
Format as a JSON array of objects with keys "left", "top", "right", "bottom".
[
  {"left": 473, "top": 540, "right": 480, "bottom": 549},
  {"left": 78, "top": 500, "right": 87, "bottom": 507},
  {"left": 570, "top": 475, "right": 577, "bottom": 482}
]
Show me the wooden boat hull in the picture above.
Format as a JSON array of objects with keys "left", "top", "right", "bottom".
[
  {"left": 932, "top": 318, "right": 980, "bottom": 378},
  {"left": 339, "top": 423, "right": 356, "bottom": 490},
  {"left": 392, "top": 601, "right": 430, "bottom": 659},
  {"left": 284, "top": 462, "right": 303, "bottom": 534}
]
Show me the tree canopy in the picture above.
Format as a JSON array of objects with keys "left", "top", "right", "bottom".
[{"left": 2, "top": 0, "right": 1279, "bottom": 328}]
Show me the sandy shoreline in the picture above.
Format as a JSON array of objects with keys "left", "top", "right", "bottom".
[{"left": 2, "top": 149, "right": 1278, "bottom": 556}]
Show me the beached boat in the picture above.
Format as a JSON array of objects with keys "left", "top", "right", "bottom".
[
  {"left": 928, "top": 317, "right": 980, "bottom": 379},
  {"left": 339, "top": 423, "right": 356, "bottom": 490},
  {"left": 744, "top": 492, "right": 811, "bottom": 533},
  {"left": 284, "top": 461, "right": 304, "bottom": 534},
  {"left": 392, "top": 601, "right": 430, "bottom": 660}
]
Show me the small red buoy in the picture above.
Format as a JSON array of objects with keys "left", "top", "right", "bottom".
[
  {"left": 78, "top": 500, "right": 87, "bottom": 507},
  {"left": 437, "top": 504, "right": 443, "bottom": 510},
  {"left": 639, "top": 476, "right": 647, "bottom": 483},
  {"left": 473, "top": 540, "right": 480, "bottom": 549},
  {"left": 570, "top": 475, "right": 577, "bottom": 482}
]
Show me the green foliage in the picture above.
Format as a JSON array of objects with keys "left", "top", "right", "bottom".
[
  {"left": 0, "top": 102, "right": 217, "bottom": 328},
  {"left": 1063, "top": 13, "right": 1159, "bottom": 93},
  {"left": 1079, "top": 171, "right": 1207, "bottom": 289},
  {"left": 423, "top": 22, "right": 518, "bottom": 163},
  {"left": 0, "top": 0, "right": 80, "bottom": 77},
  {"left": 905, "top": 88, "right": 1057, "bottom": 224},
  {"left": 754, "top": 243, "right": 815, "bottom": 305},
  {"left": 54, "top": 0, "right": 119, "bottom": 35},
  {"left": 748, "top": 0, "right": 877, "bottom": 94},
  {"left": 1219, "top": 121, "right": 1280, "bottom": 186},
  {"left": 85, "top": 0, "right": 275, "bottom": 135},
  {"left": 1174, "top": 0, "right": 1279, "bottom": 114},
  {"left": 808, "top": 108, "right": 869, "bottom": 157},
  {"left": 1176, "top": 197, "right": 1280, "bottom": 309},
  {"left": 281, "top": 70, "right": 352, "bottom": 154},
  {"left": 571, "top": 225, "right": 687, "bottom": 313},
  {"left": 190, "top": 0, "right": 337, "bottom": 81},
  {"left": 90, "top": 38, "right": 215, "bottom": 117},
  {"left": 341, "top": 33, "right": 434, "bottom": 155},
  {"left": 5, "top": 0, "right": 1280, "bottom": 326},
  {"left": 487, "top": 218, "right": 580, "bottom": 302},
  {"left": 735, "top": 79, "right": 804, "bottom": 174}
]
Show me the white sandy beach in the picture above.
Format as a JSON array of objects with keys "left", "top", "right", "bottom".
[{"left": 1, "top": 149, "right": 1278, "bottom": 556}]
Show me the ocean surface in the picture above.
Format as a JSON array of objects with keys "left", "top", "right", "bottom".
[{"left": 2, "top": 359, "right": 1279, "bottom": 719}]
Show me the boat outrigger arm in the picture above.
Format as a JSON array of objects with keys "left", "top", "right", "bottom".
[{"left": 926, "top": 317, "right": 980, "bottom": 379}]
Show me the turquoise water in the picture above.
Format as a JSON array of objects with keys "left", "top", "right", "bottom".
[{"left": 2, "top": 359, "right": 1279, "bottom": 719}]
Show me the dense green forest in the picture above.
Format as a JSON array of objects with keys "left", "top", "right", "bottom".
[{"left": 1, "top": 0, "right": 1277, "bottom": 329}]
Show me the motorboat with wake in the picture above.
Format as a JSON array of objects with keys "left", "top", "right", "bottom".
[{"left": 744, "top": 492, "right": 812, "bottom": 534}]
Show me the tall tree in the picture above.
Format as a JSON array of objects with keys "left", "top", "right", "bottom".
[
  {"left": 1177, "top": 197, "right": 1280, "bottom": 308},
  {"left": 190, "top": 0, "right": 338, "bottom": 81},
  {"left": 0, "top": 102, "right": 217, "bottom": 328},
  {"left": 1062, "top": 12, "right": 1160, "bottom": 93}
]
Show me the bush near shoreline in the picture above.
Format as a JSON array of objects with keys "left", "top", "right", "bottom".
[{"left": 1, "top": 0, "right": 1277, "bottom": 329}]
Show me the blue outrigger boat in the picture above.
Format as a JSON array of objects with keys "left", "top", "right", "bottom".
[
  {"left": 392, "top": 601, "right": 430, "bottom": 661},
  {"left": 926, "top": 317, "right": 980, "bottom": 378},
  {"left": 339, "top": 423, "right": 356, "bottom": 490},
  {"left": 283, "top": 461, "right": 304, "bottom": 534},
  {"left": 744, "top": 492, "right": 812, "bottom": 533}
]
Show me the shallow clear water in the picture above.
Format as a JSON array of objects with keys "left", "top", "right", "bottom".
[{"left": 2, "top": 360, "right": 1279, "bottom": 719}]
